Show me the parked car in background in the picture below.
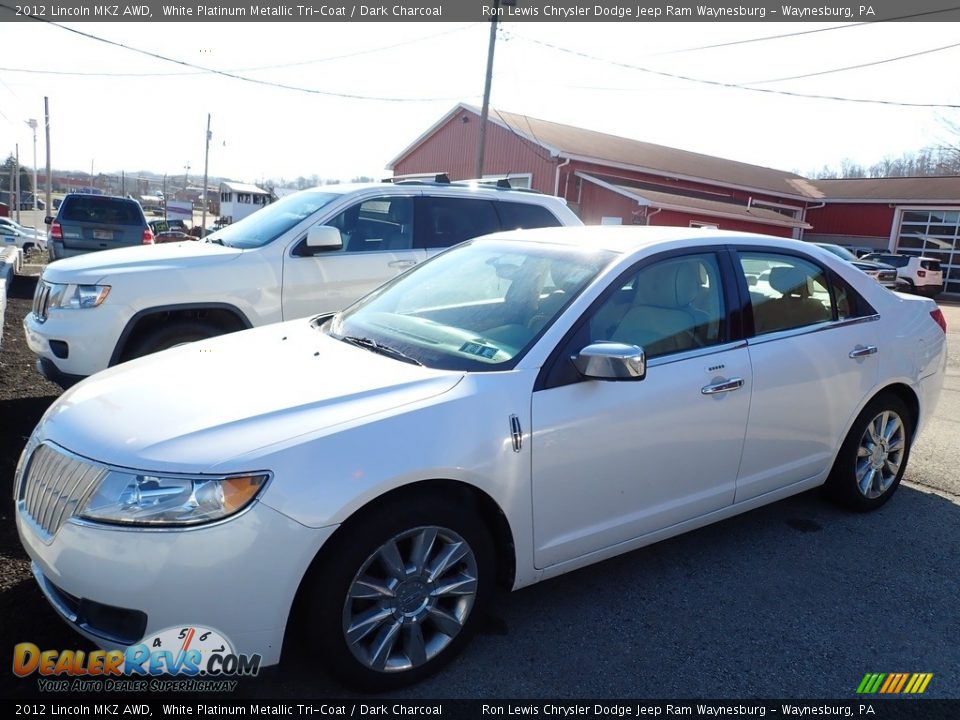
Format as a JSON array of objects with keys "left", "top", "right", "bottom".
[
  {"left": 860, "top": 253, "right": 943, "bottom": 297},
  {"left": 0, "top": 217, "right": 46, "bottom": 253},
  {"left": 15, "top": 227, "right": 947, "bottom": 689},
  {"left": 154, "top": 230, "right": 196, "bottom": 243},
  {"left": 812, "top": 243, "right": 900, "bottom": 290},
  {"left": 46, "top": 193, "right": 154, "bottom": 262},
  {"left": 147, "top": 218, "right": 190, "bottom": 235},
  {"left": 24, "top": 179, "right": 582, "bottom": 386}
]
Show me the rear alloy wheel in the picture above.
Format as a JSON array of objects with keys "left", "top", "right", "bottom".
[
  {"left": 827, "top": 394, "right": 913, "bottom": 511},
  {"left": 308, "top": 498, "right": 493, "bottom": 690}
]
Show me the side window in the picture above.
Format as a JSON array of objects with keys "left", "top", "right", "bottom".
[
  {"left": 588, "top": 253, "right": 726, "bottom": 359},
  {"left": 495, "top": 201, "right": 562, "bottom": 230},
  {"left": 739, "top": 252, "right": 833, "bottom": 335},
  {"left": 327, "top": 196, "right": 413, "bottom": 253},
  {"left": 414, "top": 197, "right": 499, "bottom": 250}
]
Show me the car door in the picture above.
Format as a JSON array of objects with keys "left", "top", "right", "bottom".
[
  {"left": 530, "top": 250, "right": 752, "bottom": 568},
  {"left": 281, "top": 195, "right": 425, "bottom": 320},
  {"left": 733, "top": 249, "right": 881, "bottom": 502}
]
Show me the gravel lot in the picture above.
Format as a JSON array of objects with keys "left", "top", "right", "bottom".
[{"left": 1, "top": 275, "right": 958, "bottom": 701}]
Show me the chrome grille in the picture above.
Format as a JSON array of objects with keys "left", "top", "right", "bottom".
[
  {"left": 19, "top": 444, "right": 106, "bottom": 539},
  {"left": 32, "top": 280, "right": 52, "bottom": 322}
]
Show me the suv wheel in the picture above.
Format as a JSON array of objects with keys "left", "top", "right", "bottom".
[{"left": 126, "top": 321, "right": 221, "bottom": 360}]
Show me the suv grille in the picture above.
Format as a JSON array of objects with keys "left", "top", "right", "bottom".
[
  {"left": 18, "top": 444, "right": 106, "bottom": 539},
  {"left": 32, "top": 280, "right": 52, "bottom": 322}
]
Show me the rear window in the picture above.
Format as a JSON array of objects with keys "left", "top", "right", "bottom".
[
  {"left": 60, "top": 197, "right": 144, "bottom": 226},
  {"left": 495, "top": 201, "right": 562, "bottom": 230},
  {"left": 921, "top": 260, "right": 941, "bottom": 271}
]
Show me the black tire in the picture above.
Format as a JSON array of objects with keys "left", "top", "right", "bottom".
[
  {"left": 126, "top": 320, "right": 221, "bottom": 360},
  {"left": 826, "top": 393, "right": 913, "bottom": 512},
  {"left": 305, "top": 496, "right": 495, "bottom": 690},
  {"left": 904, "top": 279, "right": 916, "bottom": 294}
]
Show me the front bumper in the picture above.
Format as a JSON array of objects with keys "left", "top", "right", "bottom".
[
  {"left": 17, "top": 500, "right": 337, "bottom": 667},
  {"left": 23, "top": 304, "right": 126, "bottom": 379}
]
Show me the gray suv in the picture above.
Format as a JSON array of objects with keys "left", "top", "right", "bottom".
[{"left": 47, "top": 193, "right": 154, "bottom": 261}]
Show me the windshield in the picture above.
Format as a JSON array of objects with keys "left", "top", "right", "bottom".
[
  {"left": 205, "top": 190, "right": 340, "bottom": 249},
  {"left": 327, "top": 239, "right": 614, "bottom": 371},
  {"left": 818, "top": 243, "right": 858, "bottom": 261}
]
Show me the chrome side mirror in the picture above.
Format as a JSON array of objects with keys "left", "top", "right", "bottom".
[
  {"left": 305, "top": 224, "right": 343, "bottom": 250},
  {"left": 572, "top": 342, "right": 646, "bottom": 381}
]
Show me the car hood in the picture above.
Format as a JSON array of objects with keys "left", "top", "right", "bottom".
[
  {"left": 852, "top": 259, "right": 895, "bottom": 271},
  {"left": 42, "top": 241, "right": 242, "bottom": 284},
  {"left": 40, "top": 320, "right": 463, "bottom": 472}
]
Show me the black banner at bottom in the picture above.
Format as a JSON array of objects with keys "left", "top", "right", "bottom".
[{"left": 2, "top": 700, "right": 958, "bottom": 720}]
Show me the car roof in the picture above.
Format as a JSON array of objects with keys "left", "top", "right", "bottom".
[{"left": 477, "top": 225, "right": 820, "bottom": 255}]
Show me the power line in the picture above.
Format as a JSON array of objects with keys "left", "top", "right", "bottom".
[
  {"left": 651, "top": 6, "right": 960, "bottom": 55},
  {"left": 0, "top": 23, "right": 478, "bottom": 78},
  {"left": 745, "top": 41, "right": 960, "bottom": 85},
  {"left": 0, "top": 8, "right": 473, "bottom": 102},
  {"left": 511, "top": 34, "right": 960, "bottom": 109}
]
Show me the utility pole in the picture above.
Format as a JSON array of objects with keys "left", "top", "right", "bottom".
[
  {"left": 183, "top": 163, "right": 191, "bottom": 196},
  {"left": 475, "top": 0, "right": 516, "bottom": 179},
  {"left": 44, "top": 97, "right": 51, "bottom": 216},
  {"left": 15, "top": 144, "right": 21, "bottom": 223},
  {"left": 162, "top": 174, "right": 167, "bottom": 221},
  {"left": 201, "top": 114, "right": 211, "bottom": 236},
  {"left": 26, "top": 119, "right": 38, "bottom": 211}
]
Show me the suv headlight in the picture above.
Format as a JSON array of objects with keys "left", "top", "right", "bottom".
[
  {"left": 78, "top": 471, "right": 269, "bottom": 526},
  {"left": 46, "top": 283, "right": 111, "bottom": 309}
]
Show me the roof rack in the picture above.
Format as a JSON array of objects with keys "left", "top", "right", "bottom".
[
  {"left": 382, "top": 172, "right": 450, "bottom": 185},
  {"left": 449, "top": 178, "right": 543, "bottom": 194}
]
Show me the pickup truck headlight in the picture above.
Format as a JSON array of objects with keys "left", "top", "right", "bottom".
[
  {"left": 78, "top": 471, "right": 269, "bottom": 526},
  {"left": 46, "top": 283, "right": 111, "bottom": 309}
]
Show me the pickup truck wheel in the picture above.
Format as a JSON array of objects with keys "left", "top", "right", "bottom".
[{"left": 126, "top": 321, "right": 221, "bottom": 360}]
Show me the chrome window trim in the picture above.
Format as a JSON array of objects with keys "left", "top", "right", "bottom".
[
  {"left": 645, "top": 340, "right": 749, "bottom": 369},
  {"left": 746, "top": 313, "right": 881, "bottom": 347}
]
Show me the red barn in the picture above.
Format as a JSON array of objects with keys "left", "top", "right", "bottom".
[
  {"left": 388, "top": 103, "right": 822, "bottom": 238},
  {"left": 389, "top": 104, "right": 960, "bottom": 296}
]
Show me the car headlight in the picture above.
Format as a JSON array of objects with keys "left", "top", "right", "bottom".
[
  {"left": 78, "top": 471, "right": 269, "bottom": 526},
  {"left": 46, "top": 283, "right": 111, "bottom": 309}
]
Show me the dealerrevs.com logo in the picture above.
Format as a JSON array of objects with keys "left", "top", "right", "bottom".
[{"left": 13, "top": 626, "right": 261, "bottom": 692}]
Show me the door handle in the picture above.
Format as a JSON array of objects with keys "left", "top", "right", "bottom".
[
  {"left": 849, "top": 345, "right": 878, "bottom": 359},
  {"left": 388, "top": 260, "right": 417, "bottom": 269},
  {"left": 701, "top": 377, "right": 744, "bottom": 395}
]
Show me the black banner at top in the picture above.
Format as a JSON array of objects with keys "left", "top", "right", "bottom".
[{"left": 2, "top": 0, "right": 960, "bottom": 22}]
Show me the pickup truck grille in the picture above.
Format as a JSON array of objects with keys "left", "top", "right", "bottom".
[
  {"left": 32, "top": 280, "right": 52, "bottom": 322},
  {"left": 17, "top": 443, "right": 106, "bottom": 540}
]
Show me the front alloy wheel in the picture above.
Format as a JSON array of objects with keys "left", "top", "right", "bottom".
[
  {"left": 306, "top": 496, "right": 494, "bottom": 690},
  {"left": 343, "top": 526, "right": 479, "bottom": 673}
]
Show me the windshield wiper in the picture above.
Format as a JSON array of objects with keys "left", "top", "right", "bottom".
[{"left": 339, "top": 335, "right": 423, "bottom": 366}]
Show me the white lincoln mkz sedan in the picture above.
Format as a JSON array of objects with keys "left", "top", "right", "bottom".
[{"left": 16, "top": 227, "right": 947, "bottom": 688}]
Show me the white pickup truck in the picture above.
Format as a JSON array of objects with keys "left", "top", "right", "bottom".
[{"left": 24, "top": 181, "right": 582, "bottom": 386}]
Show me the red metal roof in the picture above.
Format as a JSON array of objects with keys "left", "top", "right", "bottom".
[{"left": 389, "top": 104, "right": 825, "bottom": 201}]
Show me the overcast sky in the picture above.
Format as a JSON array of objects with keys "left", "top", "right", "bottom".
[{"left": 1, "top": 20, "right": 959, "bottom": 185}]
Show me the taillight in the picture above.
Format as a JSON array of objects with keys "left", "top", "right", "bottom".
[
  {"left": 50, "top": 222, "right": 62, "bottom": 240},
  {"left": 142, "top": 228, "right": 154, "bottom": 245},
  {"left": 917, "top": 269, "right": 926, "bottom": 278},
  {"left": 931, "top": 308, "right": 947, "bottom": 333}
]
